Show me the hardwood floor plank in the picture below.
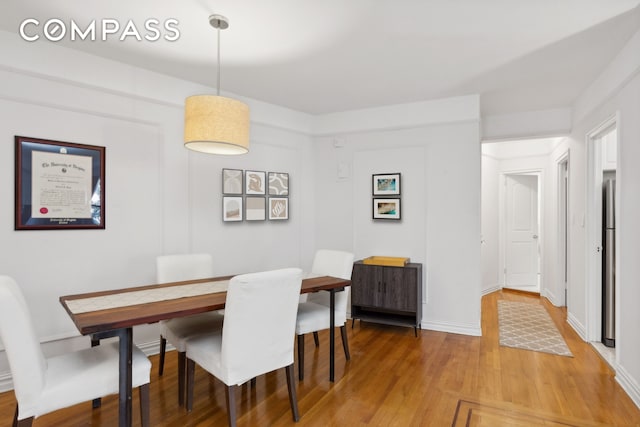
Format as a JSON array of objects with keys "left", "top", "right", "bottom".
[{"left": 1, "top": 290, "right": 639, "bottom": 426}]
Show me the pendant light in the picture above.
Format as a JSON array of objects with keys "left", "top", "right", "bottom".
[{"left": 184, "top": 14, "right": 249, "bottom": 155}]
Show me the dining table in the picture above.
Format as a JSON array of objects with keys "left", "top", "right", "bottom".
[{"left": 59, "top": 274, "right": 351, "bottom": 427}]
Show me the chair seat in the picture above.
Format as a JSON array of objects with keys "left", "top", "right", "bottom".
[
  {"left": 185, "top": 330, "right": 226, "bottom": 381},
  {"left": 36, "top": 342, "right": 150, "bottom": 418},
  {"left": 295, "top": 301, "right": 347, "bottom": 335},
  {"left": 160, "top": 312, "right": 224, "bottom": 352}
]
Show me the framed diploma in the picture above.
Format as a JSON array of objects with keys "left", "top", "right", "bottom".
[{"left": 15, "top": 136, "right": 105, "bottom": 230}]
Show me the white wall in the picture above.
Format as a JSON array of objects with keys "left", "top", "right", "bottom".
[
  {"left": 313, "top": 97, "right": 482, "bottom": 336},
  {"left": 482, "top": 108, "right": 571, "bottom": 141},
  {"left": 569, "top": 27, "right": 640, "bottom": 407},
  {"left": 481, "top": 152, "right": 499, "bottom": 293},
  {"left": 544, "top": 139, "right": 571, "bottom": 307}
]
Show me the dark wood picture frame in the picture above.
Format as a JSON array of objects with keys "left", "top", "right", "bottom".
[{"left": 15, "top": 136, "right": 105, "bottom": 230}]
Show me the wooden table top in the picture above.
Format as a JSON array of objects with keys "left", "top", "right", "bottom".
[{"left": 60, "top": 275, "right": 350, "bottom": 335}]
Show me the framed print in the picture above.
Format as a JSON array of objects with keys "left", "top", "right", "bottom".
[
  {"left": 245, "top": 196, "right": 266, "bottom": 221},
  {"left": 15, "top": 135, "right": 105, "bottom": 230},
  {"left": 373, "top": 198, "right": 401, "bottom": 220},
  {"left": 373, "top": 173, "right": 401, "bottom": 196},
  {"left": 268, "top": 172, "right": 289, "bottom": 196},
  {"left": 222, "top": 168, "right": 243, "bottom": 194},
  {"left": 223, "top": 196, "right": 243, "bottom": 222},
  {"left": 268, "top": 197, "right": 289, "bottom": 220},
  {"left": 245, "top": 170, "right": 266, "bottom": 195}
]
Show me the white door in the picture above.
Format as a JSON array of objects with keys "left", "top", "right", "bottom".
[{"left": 505, "top": 174, "right": 539, "bottom": 289}]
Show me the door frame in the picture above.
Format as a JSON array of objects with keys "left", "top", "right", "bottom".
[
  {"left": 556, "top": 150, "right": 570, "bottom": 307},
  {"left": 499, "top": 169, "right": 544, "bottom": 291},
  {"left": 585, "top": 114, "right": 619, "bottom": 343}
]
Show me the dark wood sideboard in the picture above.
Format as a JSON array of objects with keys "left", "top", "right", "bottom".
[{"left": 350, "top": 260, "right": 422, "bottom": 336}]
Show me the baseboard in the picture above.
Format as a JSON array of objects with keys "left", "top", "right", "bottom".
[
  {"left": 482, "top": 285, "right": 501, "bottom": 296},
  {"left": 542, "top": 289, "right": 560, "bottom": 306},
  {"left": 566, "top": 311, "right": 587, "bottom": 341},
  {"left": 136, "top": 339, "right": 165, "bottom": 356},
  {"left": 0, "top": 371, "right": 13, "bottom": 393},
  {"left": 616, "top": 364, "right": 640, "bottom": 410},
  {"left": 421, "top": 320, "right": 482, "bottom": 337}
]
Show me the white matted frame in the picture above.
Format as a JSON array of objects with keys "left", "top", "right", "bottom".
[
  {"left": 245, "top": 170, "right": 266, "bottom": 195},
  {"left": 245, "top": 196, "right": 266, "bottom": 221},
  {"left": 268, "top": 172, "right": 289, "bottom": 196},
  {"left": 222, "top": 168, "right": 243, "bottom": 195},
  {"left": 373, "top": 198, "right": 401, "bottom": 220},
  {"left": 372, "top": 173, "right": 401, "bottom": 196},
  {"left": 223, "top": 196, "right": 243, "bottom": 222},
  {"left": 268, "top": 197, "right": 289, "bottom": 220}
]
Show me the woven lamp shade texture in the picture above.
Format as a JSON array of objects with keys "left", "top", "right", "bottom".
[{"left": 184, "top": 95, "right": 250, "bottom": 154}]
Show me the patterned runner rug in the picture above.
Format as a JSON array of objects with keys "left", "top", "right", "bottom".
[{"left": 498, "top": 300, "right": 573, "bottom": 357}]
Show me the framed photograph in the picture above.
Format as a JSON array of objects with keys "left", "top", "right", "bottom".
[
  {"left": 222, "top": 168, "right": 243, "bottom": 194},
  {"left": 268, "top": 172, "right": 289, "bottom": 196},
  {"left": 373, "top": 173, "right": 401, "bottom": 196},
  {"left": 15, "top": 135, "right": 105, "bottom": 230},
  {"left": 245, "top": 196, "right": 266, "bottom": 221},
  {"left": 373, "top": 198, "right": 401, "bottom": 220},
  {"left": 268, "top": 197, "right": 289, "bottom": 220},
  {"left": 222, "top": 196, "right": 243, "bottom": 222},
  {"left": 245, "top": 170, "right": 266, "bottom": 195}
]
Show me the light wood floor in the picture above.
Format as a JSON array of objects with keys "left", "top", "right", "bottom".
[{"left": 1, "top": 290, "right": 639, "bottom": 426}]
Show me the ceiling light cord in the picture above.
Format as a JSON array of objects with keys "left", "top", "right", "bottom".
[{"left": 216, "top": 24, "right": 221, "bottom": 96}]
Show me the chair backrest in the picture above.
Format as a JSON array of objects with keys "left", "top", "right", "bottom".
[
  {"left": 306, "top": 249, "right": 354, "bottom": 311},
  {"left": 156, "top": 253, "right": 214, "bottom": 283},
  {"left": 0, "top": 276, "right": 47, "bottom": 417},
  {"left": 220, "top": 268, "right": 302, "bottom": 385}
]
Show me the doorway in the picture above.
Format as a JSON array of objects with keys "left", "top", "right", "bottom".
[
  {"left": 557, "top": 153, "right": 569, "bottom": 306},
  {"left": 586, "top": 116, "right": 618, "bottom": 366},
  {"left": 503, "top": 172, "right": 541, "bottom": 293},
  {"left": 481, "top": 138, "right": 563, "bottom": 296}
]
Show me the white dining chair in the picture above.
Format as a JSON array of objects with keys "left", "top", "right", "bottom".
[
  {"left": 295, "top": 249, "right": 354, "bottom": 380},
  {"left": 0, "top": 275, "right": 151, "bottom": 427},
  {"left": 156, "top": 253, "right": 224, "bottom": 406},
  {"left": 185, "top": 268, "right": 303, "bottom": 426}
]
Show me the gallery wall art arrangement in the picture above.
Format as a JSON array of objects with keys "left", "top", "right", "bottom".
[
  {"left": 372, "top": 173, "right": 401, "bottom": 220},
  {"left": 222, "top": 169, "right": 289, "bottom": 222}
]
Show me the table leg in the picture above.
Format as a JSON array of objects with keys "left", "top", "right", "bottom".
[
  {"left": 90, "top": 337, "right": 102, "bottom": 408},
  {"left": 329, "top": 289, "right": 335, "bottom": 382},
  {"left": 116, "top": 328, "right": 133, "bottom": 427}
]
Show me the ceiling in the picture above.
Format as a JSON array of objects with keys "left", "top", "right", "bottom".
[{"left": 2, "top": 1, "right": 639, "bottom": 116}]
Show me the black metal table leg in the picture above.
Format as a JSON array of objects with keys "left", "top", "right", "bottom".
[
  {"left": 329, "top": 289, "right": 335, "bottom": 382},
  {"left": 91, "top": 336, "right": 102, "bottom": 409},
  {"left": 117, "top": 328, "right": 133, "bottom": 427}
]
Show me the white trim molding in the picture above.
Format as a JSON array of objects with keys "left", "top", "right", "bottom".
[
  {"left": 421, "top": 320, "right": 482, "bottom": 337},
  {"left": 616, "top": 364, "right": 640, "bottom": 410}
]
